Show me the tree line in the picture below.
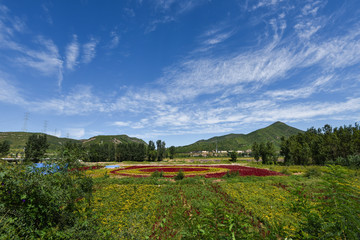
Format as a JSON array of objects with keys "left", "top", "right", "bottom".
[
  {"left": 5, "top": 134, "right": 176, "bottom": 163},
  {"left": 252, "top": 123, "right": 360, "bottom": 168},
  {"left": 280, "top": 124, "right": 360, "bottom": 167}
]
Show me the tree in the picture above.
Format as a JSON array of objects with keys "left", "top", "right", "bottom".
[
  {"left": 25, "top": 134, "right": 49, "bottom": 163},
  {"left": 0, "top": 140, "right": 10, "bottom": 157},
  {"left": 252, "top": 142, "right": 260, "bottom": 161},
  {"left": 229, "top": 151, "right": 237, "bottom": 162},
  {"left": 148, "top": 140, "right": 156, "bottom": 161},
  {"left": 156, "top": 140, "right": 166, "bottom": 161},
  {"left": 169, "top": 146, "right": 176, "bottom": 159},
  {"left": 257, "top": 141, "right": 277, "bottom": 164}
]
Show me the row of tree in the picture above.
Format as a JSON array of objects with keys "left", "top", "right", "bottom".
[
  {"left": 251, "top": 123, "right": 360, "bottom": 166},
  {"left": 280, "top": 124, "right": 360, "bottom": 166},
  {"left": 251, "top": 141, "right": 278, "bottom": 164},
  {"left": 0, "top": 140, "right": 10, "bottom": 157},
  {"left": 10, "top": 134, "right": 174, "bottom": 163}
]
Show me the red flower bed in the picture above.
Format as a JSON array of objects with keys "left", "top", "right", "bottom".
[
  {"left": 110, "top": 165, "right": 283, "bottom": 178},
  {"left": 139, "top": 167, "right": 210, "bottom": 173}
]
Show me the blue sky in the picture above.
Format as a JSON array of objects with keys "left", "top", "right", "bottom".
[{"left": 0, "top": 0, "right": 360, "bottom": 147}]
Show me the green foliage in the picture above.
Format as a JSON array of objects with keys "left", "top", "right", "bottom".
[
  {"left": 293, "top": 165, "right": 360, "bottom": 239},
  {"left": 0, "top": 140, "right": 10, "bottom": 157},
  {"left": 303, "top": 167, "right": 322, "bottom": 178},
  {"left": 174, "top": 169, "right": 185, "bottom": 180},
  {"left": 224, "top": 170, "right": 239, "bottom": 178},
  {"left": 24, "top": 134, "right": 49, "bottom": 163},
  {"left": 156, "top": 140, "right": 166, "bottom": 161},
  {"left": 151, "top": 170, "right": 164, "bottom": 178},
  {"left": 176, "top": 121, "right": 303, "bottom": 153},
  {"left": 252, "top": 142, "right": 260, "bottom": 161},
  {"left": 85, "top": 142, "right": 147, "bottom": 162},
  {"left": 252, "top": 141, "right": 278, "bottom": 164},
  {"left": 169, "top": 146, "right": 176, "bottom": 159},
  {"left": 59, "top": 141, "right": 85, "bottom": 164},
  {"left": 333, "top": 154, "right": 360, "bottom": 169},
  {"left": 280, "top": 167, "right": 292, "bottom": 176},
  {"left": 280, "top": 123, "right": 360, "bottom": 166},
  {"left": 228, "top": 151, "right": 237, "bottom": 162},
  {"left": 0, "top": 161, "right": 95, "bottom": 239}
]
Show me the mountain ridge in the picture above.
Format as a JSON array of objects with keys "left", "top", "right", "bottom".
[
  {"left": 0, "top": 132, "right": 145, "bottom": 151},
  {"left": 175, "top": 121, "right": 303, "bottom": 152}
]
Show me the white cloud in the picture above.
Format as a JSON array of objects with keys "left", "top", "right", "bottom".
[
  {"left": 66, "top": 128, "right": 85, "bottom": 138},
  {"left": 65, "top": 35, "right": 79, "bottom": 70},
  {"left": 109, "top": 31, "right": 120, "bottom": 49},
  {"left": 203, "top": 31, "right": 234, "bottom": 46},
  {"left": 82, "top": 38, "right": 98, "bottom": 63},
  {"left": 34, "top": 85, "right": 107, "bottom": 115},
  {"left": 0, "top": 76, "right": 25, "bottom": 104},
  {"left": 113, "top": 121, "right": 130, "bottom": 127}
]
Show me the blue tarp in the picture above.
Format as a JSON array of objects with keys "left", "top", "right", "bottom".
[
  {"left": 105, "top": 165, "right": 120, "bottom": 169},
  {"left": 29, "top": 163, "right": 67, "bottom": 174}
]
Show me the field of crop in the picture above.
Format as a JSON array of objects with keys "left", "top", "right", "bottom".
[{"left": 77, "top": 164, "right": 360, "bottom": 239}]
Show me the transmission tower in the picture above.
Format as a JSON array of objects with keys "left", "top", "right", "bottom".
[
  {"left": 22, "top": 112, "right": 29, "bottom": 132},
  {"left": 43, "top": 120, "right": 48, "bottom": 133}
]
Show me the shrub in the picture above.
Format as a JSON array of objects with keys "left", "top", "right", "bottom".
[
  {"left": 304, "top": 167, "right": 322, "bottom": 178},
  {"left": 229, "top": 151, "right": 237, "bottom": 162},
  {"left": 224, "top": 170, "right": 239, "bottom": 178},
  {"left": 334, "top": 155, "right": 360, "bottom": 169},
  {"left": 0, "top": 161, "right": 95, "bottom": 239},
  {"left": 174, "top": 169, "right": 185, "bottom": 180},
  {"left": 151, "top": 170, "right": 164, "bottom": 178},
  {"left": 280, "top": 167, "right": 292, "bottom": 176}
]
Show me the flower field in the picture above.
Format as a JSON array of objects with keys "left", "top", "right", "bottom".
[
  {"left": 74, "top": 164, "right": 360, "bottom": 239},
  {"left": 110, "top": 165, "right": 283, "bottom": 178}
]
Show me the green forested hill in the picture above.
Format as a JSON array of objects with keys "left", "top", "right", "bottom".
[
  {"left": 0, "top": 132, "right": 78, "bottom": 151},
  {"left": 81, "top": 135, "right": 146, "bottom": 146},
  {"left": 175, "top": 122, "right": 303, "bottom": 153},
  {"left": 0, "top": 132, "right": 145, "bottom": 152}
]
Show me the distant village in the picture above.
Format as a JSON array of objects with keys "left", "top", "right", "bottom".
[{"left": 189, "top": 149, "right": 252, "bottom": 157}]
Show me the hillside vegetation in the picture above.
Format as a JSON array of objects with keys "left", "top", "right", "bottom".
[
  {"left": 176, "top": 121, "right": 303, "bottom": 153},
  {"left": 0, "top": 132, "right": 145, "bottom": 152}
]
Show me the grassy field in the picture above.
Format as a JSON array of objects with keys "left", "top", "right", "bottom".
[{"left": 77, "top": 162, "right": 360, "bottom": 239}]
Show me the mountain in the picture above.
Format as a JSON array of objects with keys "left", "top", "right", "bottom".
[
  {"left": 81, "top": 135, "right": 146, "bottom": 146},
  {"left": 175, "top": 121, "right": 303, "bottom": 153},
  {"left": 0, "top": 132, "right": 145, "bottom": 152},
  {"left": 0, "top": 132, "right": 78, "bottom": 151}
]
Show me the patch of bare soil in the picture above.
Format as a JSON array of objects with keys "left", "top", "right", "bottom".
[{"left": 212, "top": 179, "right": 224, "bottom": 183}]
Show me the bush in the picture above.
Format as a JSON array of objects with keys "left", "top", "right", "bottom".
[
  {"left": 304, "top": 167, "right": 322, "bottom": 178},
  {"left": 296, "top": 165, "right": 360, "bottom": 239},
  {"left": 334, "top": 155, "right": 360, "bottom": 169},
  {"left": 229, "top": 151, "right": 237, "bottom": 162},
  {"left": 0, "top": 161, "right": 95, "bottom": 239},
  {"left": 174, "top": 169, "right": 185, "bottom": 180},
  {"left": 280, "top": 167, "right": 292, "bottom": 176},
  {"left": 224, "top": 170, "right": 239, "bottom": 178},
  {"left": 151, "top": 170, "right": 164, "bottom": 178}
]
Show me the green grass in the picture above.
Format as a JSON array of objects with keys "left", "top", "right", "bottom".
[{"left": 79, "top": 163, "right": 360, "bottom": 239}]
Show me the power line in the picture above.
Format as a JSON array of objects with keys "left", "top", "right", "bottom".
[
  {"left": 43, "top": 120, "right": 48, "bottom": 133},
  {"left": 22, "top": 112, "right": 29, "bottom": 132}
]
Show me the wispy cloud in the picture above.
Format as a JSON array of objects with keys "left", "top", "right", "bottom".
[
  {"left": 33, "top": 85, "right": 107, "bottom": 115},
  {"left": 66, "top": 128, "right": 85, "bottom": 138},
  {"left": 146, "top": 0, "right": 205, "bottom": 33},
  {"left": 65, "top": 35, "right": 79, "bottom": 70},
  {"left": 109, "top": 30, "right": 120, "bottom": 49},
  {"left": 0, "top": 75, "right": 25, "bottom": 105},
  {"left": 82, "top": 37, "right": 98, "bottom": 63}
]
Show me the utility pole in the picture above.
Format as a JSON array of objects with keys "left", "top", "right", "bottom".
[
  {"left": 43, "top": 120, "right": 48, "bottom": 134},
  {"left": 22, "top": 112, "right": 29, "bottom": 132}
]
